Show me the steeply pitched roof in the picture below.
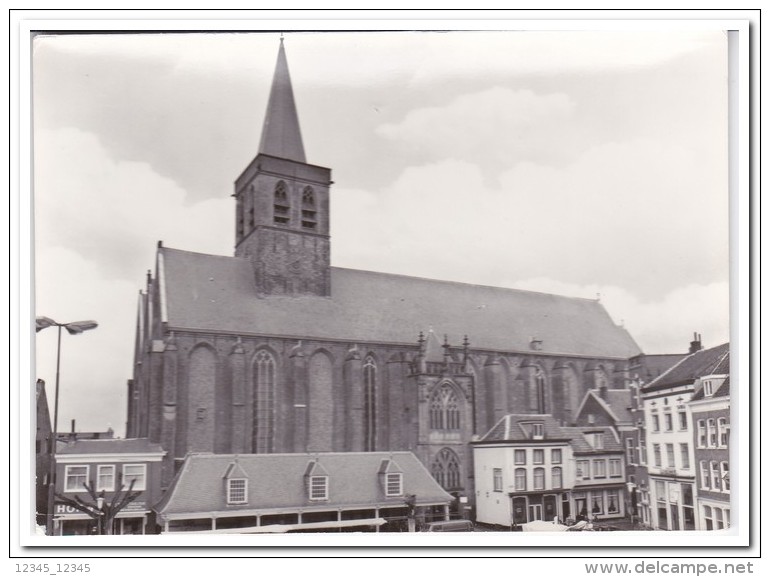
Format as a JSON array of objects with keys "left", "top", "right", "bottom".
[
  {"left": 478, "top": 414, "right": 571, "bottom": 443},
  {"left": 642, "top": 343, "right": 730, "bottom": 393},
  {"left": 576, "top": 389, "right": 635, "bottom": 425},
  {"left": 155, "top": 452, "right": 452, "bottom": 516},
  {"left": 57, "top": 438, "right": 165, "bottom": 455},
  {"left": 158, "top": 247, "right": 641, "bottom": 359},
  {"left": 257, "top": 39, "right": 306, "bottom": 163}
]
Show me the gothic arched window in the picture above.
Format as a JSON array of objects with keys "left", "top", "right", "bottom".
[
  {"left": 253, "top": 350, "right": 276, "bottom": 453},
  {"left": 363, "top": 355, "right": 377, "bottom": 451},
  {"left": 301, "top": 186, "right": 317, "bottom": 230},
  {"left": 535, "top": 368, "right": 547, "bottom": 414},
  {"left": 273, "top": 181, "right": 290, "bottom": 225},
  {"left": 429, "top": 383, "right": 460, "bottom": 430},
  {"left": 431, "top": 448, "right": 462, "bottom": 490}
]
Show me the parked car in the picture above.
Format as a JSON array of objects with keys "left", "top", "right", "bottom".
[{"left": 423, "top": 519, "right": 474, "bottom": 532}]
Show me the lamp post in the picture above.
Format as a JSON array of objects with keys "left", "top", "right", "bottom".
[
  {"left": 36, "top": 317, "right": 98, "bottom": 536},
  {"left": 96, "top": 496, "right": 105, "bottom": 535}
]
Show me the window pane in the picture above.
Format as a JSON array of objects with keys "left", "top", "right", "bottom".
[
  {"left": 123, "top": 464, "right": 146, "bottom": 491},
  {"left": 65, "top": 466, "right": 88, "bottom": 491},
  {"left": 97, "top": 465, "right": 114, "bottom": 491}
]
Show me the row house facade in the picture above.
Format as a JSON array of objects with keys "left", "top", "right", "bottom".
[
  {"left": 690, "top": 374, "right": 731, "bottom": 530},
  {"left": 565, "top": 426, "right": 627, "bottom": 521},
  {"left": 640, "top": 342, "right": 730, "bottom": 531},
  {"left": 53, "top": 438, "right": 165, "bottom": 535}
]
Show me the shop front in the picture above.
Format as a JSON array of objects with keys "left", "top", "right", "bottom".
[
  {"left": 569, "top": 486, "right": 625, "bottom": 522},
  {"left": 651, "top": 479, "right": 696, "bottom": 531},
  {"left": 53, "top": 501, "right": 152, "bottom": 535},
  {"left": 510, "top": 492, "right": 570, "bottom": 525}
]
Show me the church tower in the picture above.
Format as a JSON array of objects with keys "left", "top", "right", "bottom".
[{"left": 234, "top": 39, "right": 332, "bottom": 296}]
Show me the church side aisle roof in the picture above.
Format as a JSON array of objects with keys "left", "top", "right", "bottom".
[{"left": 158, "top": 246, "right": 642, "bottom": 359}]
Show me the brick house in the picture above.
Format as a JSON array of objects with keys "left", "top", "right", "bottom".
[
  {"left": 563, "top": 426, "right": 626, "bottom": 521},
  {"left": 573, "top": 386, "right": 635, "bottom": 520},
  {"left": 35, "top": 379, "right": 52, "bottom": 528},
  {"left": 690, "top": 374, "right": 731, "bottom": 530},
  {"left": 641, "top": 342, "right": 729, "bottom": 530},
  {"left": 53, "top": 438, "right": 165, "bottom": 535}
]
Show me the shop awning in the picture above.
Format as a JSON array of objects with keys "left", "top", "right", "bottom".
[{"left": 163, "top": 517, "right": 388, "bottom": 534}]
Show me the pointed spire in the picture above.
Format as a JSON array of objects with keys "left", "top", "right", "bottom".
[{"left": 258, "top": 38, "right": 306, "bottom": 163}]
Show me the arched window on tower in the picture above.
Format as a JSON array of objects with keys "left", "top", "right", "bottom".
[
  {"left": 430, "top": 383, "right": 460, "bottom": 430},
  {"left": 363, "top": 355, "right": 377, "bottom": 451},
  {"left": 273, "top": 181, "right": 290, "bottom": 225},
  {"left": 301, "top": 186, "right": 317, "bottom": 230},
  {"left": 431, "top": 448, "right": 462, "bottom": 490},
  {"left": 253, "top": 350, "right": 276, "bottom": 453}
]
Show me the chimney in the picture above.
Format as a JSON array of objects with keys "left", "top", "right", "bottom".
[{"left": 689, "top": 332, "right": 703, "bottom": 354}]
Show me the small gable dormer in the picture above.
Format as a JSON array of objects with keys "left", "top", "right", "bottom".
[
  {"left": 222, "top": 460, "right": 249, "bottom": 505},
  {"left": 378, "top": 457, "right": 405, "bottom": 498},
  {"left": 304, "top": 459, "right": 330, "bottom": 501},
  {"left": 519, "top": 421, "right": 545, "bottom": 440}
]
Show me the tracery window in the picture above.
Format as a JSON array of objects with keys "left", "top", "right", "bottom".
[
  {"left": 253, "top": 350, "right": 276, "bottom": 453},
  {"left": 273, "top": 181, "right": 290, "bottom": 225},
  {"left": 431, "top": 448, "right": 461, "bottom": 490},
  {"left": 363, "top": 355, "right": 377, "bottom": 451},
  {"left": 301, "top": 186, "right": 317, "bottom": 229},
  {"left": 534, "top": 368, "right": 546, "bottom": 413},
  {"left": 429, "top": 383, "right": 460, "bottom": 430}
]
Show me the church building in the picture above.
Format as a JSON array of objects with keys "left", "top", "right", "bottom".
[{"left": 126, "top": 40, "right": 642, "bottom": 509}]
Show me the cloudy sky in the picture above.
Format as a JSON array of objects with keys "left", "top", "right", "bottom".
[{"left": 31, "top": 28, "right": 731, "bottom": 435}]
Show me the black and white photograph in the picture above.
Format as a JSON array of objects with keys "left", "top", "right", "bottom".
[{"left": 13, "top": 11, "right": 755, "bottom": 561}]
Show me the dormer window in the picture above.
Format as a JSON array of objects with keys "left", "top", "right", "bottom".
[
  {"left": 703, "top": 380, "right": 714, "bottom": 397},
  {"left": 309, "top": 475, "right": 328, "bottom": 500},
  {"left": 385, "top": 473, "right": 403, "bottom": 497},
  {"left": 520, "top": 421, "right": 544, "bottom": 439},
  {"left": 227, "top": 478, "right": 248, "bottom": 504},
  {"left": 587, "top": 432, "right": 604, "bottom": 450}
]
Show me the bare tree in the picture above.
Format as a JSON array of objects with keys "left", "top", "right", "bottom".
[{"left": 55, "top": 479, "right": 141, "bottom": 535}]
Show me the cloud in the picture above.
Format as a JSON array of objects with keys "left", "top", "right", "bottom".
[
  {"left": 33, "top": 127, "right": 234, "bottom": 433},
  {"left": 376, "top": 87, "right": 577, "bottom": 166},
  {"left": 34, "top": 246, "right": 138, "bottom": 433},
  {"left": 332, "top": 133, "right": 728, "bottom": 302},
  {"left": 34, "top": 127, "right": 233, "bottom": 282},
  {"left": 503, "top": 277, "right": 730, "bottom": 355}
]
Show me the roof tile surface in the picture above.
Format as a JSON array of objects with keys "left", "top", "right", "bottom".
[{"left": 159, "top": 247, "right": 641, "bottom": 358}]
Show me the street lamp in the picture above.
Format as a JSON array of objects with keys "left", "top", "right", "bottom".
[
  {"left": 36, "top": 316, "right": 98, "bottom": 536},
  {"left": 96, "top": 496, "right": 105, "bottom": 535}
]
